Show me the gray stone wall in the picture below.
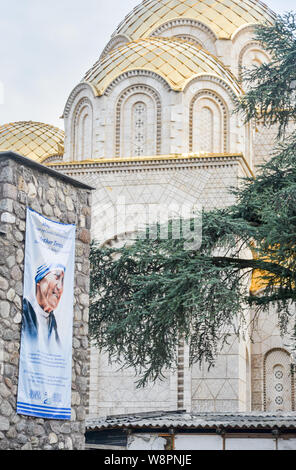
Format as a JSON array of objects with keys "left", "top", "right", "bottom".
[
  {"left": 58, "top": 155, "right": 248, "bottom": 418},
  {"left": 0, "top": 154, "right": 92, "bottom": 450}
]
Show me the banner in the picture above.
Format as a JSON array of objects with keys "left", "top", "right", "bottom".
[{"left": 17, "top": 208, "right": 76, "bottom": 420}]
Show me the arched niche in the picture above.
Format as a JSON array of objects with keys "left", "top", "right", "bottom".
[
  {"left": 71, "top": 98, "right": 94, "bottom": 161},
  {"left": 150, "top": 18, "right": 217, "bottom": 56},
  {"left": 189, "top": 90, "right": 229, "bottom": 154},
  {"left": 264, "top": 348, "right": 295, "bottom": 412},
  {"left": 238, "top": 41, "right": 270, "bottom": 82},
  {"left": 115, "top": 85, "right": 162, "bottom": 158}
]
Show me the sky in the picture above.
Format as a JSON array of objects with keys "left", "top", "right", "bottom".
[{"left": 0, "top": 0, "right": 295, "bottom": 131}]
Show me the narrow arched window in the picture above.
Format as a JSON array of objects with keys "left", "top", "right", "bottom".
[
  {"left": 190, "top": 92, "right": 228, "bottom": 154},
  {"left": 72, "top": 100, "right": 93, "bottom": 161}
]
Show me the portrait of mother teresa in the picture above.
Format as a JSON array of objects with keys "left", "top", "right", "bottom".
[{"left": 22, "top": 263, "right": 66, "bottom": 348}]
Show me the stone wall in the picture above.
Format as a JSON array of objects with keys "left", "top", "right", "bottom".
[{"left": 0, "top": 152, "right": 93, "bottom": 450}]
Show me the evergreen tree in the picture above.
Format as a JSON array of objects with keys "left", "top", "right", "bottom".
[{"left": 89, "top": 13, "right": 296, "bottom": 386}]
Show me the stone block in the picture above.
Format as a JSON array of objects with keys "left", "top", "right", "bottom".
[
  {"left": 0, "top": 166, "right": 14, "bottom": 184},
  {"left": 0, "top": 277, "right": 8, "bottom": 291},
  {"left": 2, "top": 184, "right": 17, "bottom": 200},
  {"left": 78, "top": 229, "right": 91, "bottom": 244},
  {"left": 6, "top": 256, "right": 15, "bottom": 268},
  {"left": 1, "top": 213, "right": 16, "bottom": 224},
  {"left": 0, "top": 199, "right": 13, "bottom": 212},
  {"left": 0, "top": 417, "right": 9, "bottom": 431},
  {"left": 10, "top": 266, "right": 22, "bottom": 282},
  {"left": 27, "top": 183, "right": 37, "bottom": 199},
  {"left": 66, "top": 196, "right": 74, "bottom": 211}
]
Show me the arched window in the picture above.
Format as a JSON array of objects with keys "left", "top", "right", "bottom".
[
  {"left": 264, "top": 349, "right": 295, "bottom": 411},
  {"left": 189, "top": 91, "right": 228, "bottom": 154},
  {"left": 116, "top": 85, "right": 161, "bottom": 158},
  {"left": 72, "top": 99, "right": 93, "bottom": 161},
  {"left": 238, "top": 43, "right": 269, "bottom": 83}
]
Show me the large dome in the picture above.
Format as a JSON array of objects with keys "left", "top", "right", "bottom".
[
  {"left": 0, "top": 121, "right": 64, "bottom": 163},
  {"left": 83, "top": 37, "right": 241, "bottom": 96},
  {"left": 112, "top": 0, "right": 276, "bottom": 41}
]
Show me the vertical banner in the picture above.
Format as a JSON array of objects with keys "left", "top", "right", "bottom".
[{"left": 17, "top": 208, "right": 76, "bottom": 420}]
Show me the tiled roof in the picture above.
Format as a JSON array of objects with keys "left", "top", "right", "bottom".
[
  {"left": 87, "top": 410, "right": 296, "bottom": 431},
  {"left": 0, "top": 121, "right": 64, "bottom": 163},
  {"left": 112, "top": 0, "right": 276, "bottom": 41},
  {"left": 83, "top": 37, "right": 242, "bottom": 96}
]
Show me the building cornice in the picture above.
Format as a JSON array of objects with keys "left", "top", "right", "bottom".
[{"left": 48, "top": 153, "right": 253, "bottom": 177}]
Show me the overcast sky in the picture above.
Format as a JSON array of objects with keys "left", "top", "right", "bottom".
[{"left": 0, "top": 0, "right": 295, "bottom": 130}]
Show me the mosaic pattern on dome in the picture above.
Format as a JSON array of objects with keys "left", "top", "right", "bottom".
[
  {"left": 83, "top": 37, "right": 241, "bottom": 96},
  {"left": 0, "top": 121, "right": 64, "bottom": 162},
  {"left": 113, "top": 0, "right": 276, "bottom": 41}
]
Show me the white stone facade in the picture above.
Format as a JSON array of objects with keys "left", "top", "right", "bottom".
[{"left": 52, "top": 1, "right": 296, "bottom": 419}]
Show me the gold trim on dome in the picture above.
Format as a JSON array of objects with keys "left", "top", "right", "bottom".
[
  {"left": 49, "top": 152, "right": 243, "bottom": 165},
  {"left": 112, "top": 0, "right": 276, "bottom": 41},
  {"left": 83, "top": 37, "right": 242, "bottom": 96},
  {"left": 0, "top": 121, "right": 64, "bottom": 163}
]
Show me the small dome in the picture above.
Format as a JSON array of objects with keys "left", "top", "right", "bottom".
[
  {"left": 83, "top": 37, "right": 241, "bottom": 96},
  {"left": 112, "top": 0, "right": 276, "bottom": 41},
  {"left": 0, "top": 121, "right": 64, "bottom": 163}
]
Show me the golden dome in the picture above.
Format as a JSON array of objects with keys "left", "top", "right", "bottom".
[
  {"left": 0, "top": 121, "right": 64, "bottom": 163},
  {"left": 112, "top": 0, "right": 276, "bottom": 41},
  {"left": 83, "top": 37, "right": 242, "bottom": 96}
]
